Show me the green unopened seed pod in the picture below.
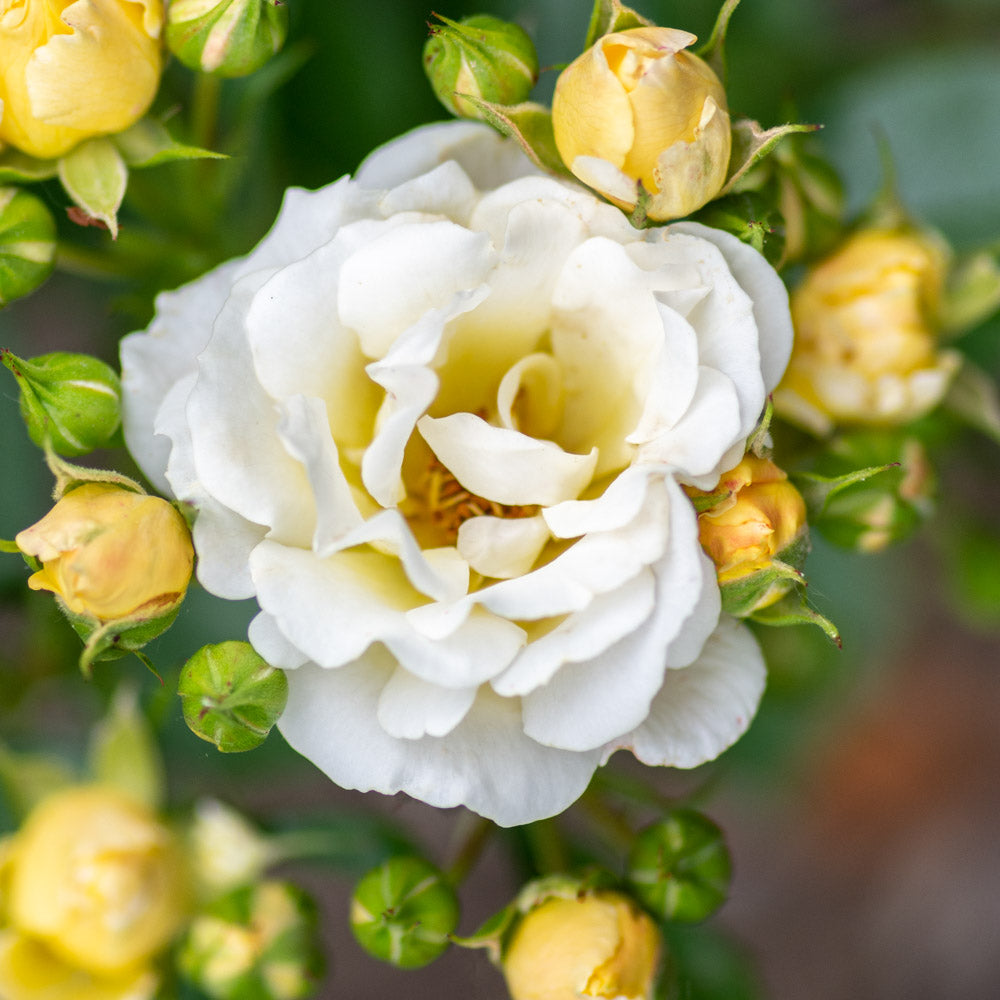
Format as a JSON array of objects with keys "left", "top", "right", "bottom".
[
  {"left": 1, "top": 350, "right": 121, "bottom": 456},
  {"left": 0, "top": 187, "right": 57, "bottom": 306},
  {"left": 179, "top": 881, "right": 323, "bottom": 1000},
  {"left": 628, "top": 809, "right": 732, "bottom": 924},
  {"left": 423, "top": 14, "right": 538, "bottom": 120},
  {"left": 350, "top": 856, "right": 459, "bottom": 969},
  {"left": 178, "top": 641, "right": 288, "bottom": 753},
  {"left": 167, "top": 0, "right": 288, "bottom": 78}
]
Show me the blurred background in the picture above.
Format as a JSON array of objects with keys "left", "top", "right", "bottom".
[{"left": 1, "top": 0, "right": 999, "bottom": 997}]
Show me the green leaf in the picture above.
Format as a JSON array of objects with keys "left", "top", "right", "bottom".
[
  {"left": 792, "top": 464, "right": 897, "bottom": 520},
  {"left": 112, "top": 118, "right": 227, "bottom": 169},
  {"left": 584, "top": 0, "right": 653, "bottom": 48},
  {"left": 750, "top": 589, "right": 841, "bottom": 646},
  {"left": 459, "top": 98, "right": 571, "bottom": 176},
  {"left": 722, "top": 120, "right": 819, "bottom": 197},
  {"left": 695, "top": 0, "right": 743, "bottom": 82},
  {"left": 57, "top": 138, "right": 128, "bottom": 238},
  {"left": 0, "top": 148, "right": 59, "bottom": 184}
]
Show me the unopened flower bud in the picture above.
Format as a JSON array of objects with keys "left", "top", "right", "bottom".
[
  {"left": 687, "top": 455, "right": 809, "bottom": 615},
  {"left": 15, "top": 483, "right": 193, "bottom": 622},
  {"left": 775, "top": 227, "right": 961, "bottom": 434},
  {"left": 2, "top": 350, "right": 121, "bottom": 456},
  {"left": 0, "top": 188, "right": 57, "bottom": 305},
  {"left": 628, "top": 810, "right": 731, "bottom": 924},
  {"left": 178, "top": 641, "right": 288, "bottom": 753},
  {"left": 179, "top": 881, "right": 323, "bottom": 1000},
  {"left": 423, "top": 14, "right": 538, "bottom": 120},
  {"left": 350, "top": 856, "right": 459, "bottom": 969},
  {"left": 188, "top": 798, "right": 274, "bottom": 898},
  {"left": 0, "top": 0, "right": 164, "bottom": 159},
  {"left": 503, "top": 889, "right": 660, "bottom": 1000},
  {"left": 167, "top": 0, "right": 288, "bottom": 78},
  {"left": 552, "top": 26, "right": 731, "bottom": 221}
]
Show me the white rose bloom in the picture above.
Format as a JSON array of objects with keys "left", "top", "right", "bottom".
[{"left": 121, "top": 122, "right": 792, "bottom": 827}]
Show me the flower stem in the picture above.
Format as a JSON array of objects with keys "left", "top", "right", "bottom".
[
  {"left": 191, "top": 73, "right": 222, "bottom": 152},
  {"left": 523, "top": 818, "right": 569, "bottom": 875},
  {"left": 444, "top": 813, "right": 493, "bottom": 885}
]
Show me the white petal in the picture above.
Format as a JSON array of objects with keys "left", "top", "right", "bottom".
[
  {"left": 496, "top": 352, "right": 563, "bottom": 439},
  {"left": 279, "top": 651, "right": 601, "bottom": 827},
  {"left": 376, "top": 160, "right": 478, "bottom": 223},
  {"left": 191, "top": 499, "right": 266, "bottom": 599},
  {"left": 248, "top": 611, "right": 308, "bottom": 669},
  {"left": 542, "top": 465, "right": 657, "bottom": 539},
  {"left": 376, "top": 668, "right": 477, "bottom": 739},
  {"left": 418, "top": 413, "right": 597, "bottom": 507},
  {"left": 570, "top": 155, "right": 641, "bottom": 205},
  {"left": 456, "top": 514, "right": 550, "bottom": 579},
  {"left": 611, "top": 616, "right": 766, "bottom": 768}
]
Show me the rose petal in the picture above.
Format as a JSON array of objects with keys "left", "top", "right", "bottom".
[
  {"left": 456, "top": 514, "right": 551, "bottom": 579},
  {"left": 376, "top": 668, "right": 478, "bottom": 739},
  {"left": 248, "top": 611, "right": 309, "bottom": 669}
]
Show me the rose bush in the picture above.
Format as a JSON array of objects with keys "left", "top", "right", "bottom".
[{"left": 121, "top": 122, "right": 792, "bottom": 826}]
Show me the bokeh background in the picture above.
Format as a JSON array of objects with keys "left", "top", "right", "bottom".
[{"left": 2, "top": 1, "right": 999, "bottom": 997}]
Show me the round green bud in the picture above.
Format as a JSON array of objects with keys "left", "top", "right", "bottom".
[
  {"left": 167, "top": 0, "right": 288, "bottom": 78},
  {"left": 1, "top": 350, "right": 121, "bottom": 456},
  {"left": 423, "top": 14, "right": 538, "bottom": 120},
  {"left": 628, "top": 809, "right": 732, "bottom": 924},
  {"left": 178, "top": 641, "right": 288, "bottom": 753},
  {"left": 0, "top": 187, "right": 57, "bottom": 307},
  {"left": 179, "top": 881, "right": 324, "bottom": 1000},
  {"left": 350, "top": 856, "right": 459, "bottom": 969}
]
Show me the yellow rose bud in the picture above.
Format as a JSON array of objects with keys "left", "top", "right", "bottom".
[
  {"left": 552, "top": 26, "right": 731, "bottom": 221},
  {"left": 15, "top": 482, "right": 193, "bottom": 622},
  {"left": 0, "top": 0, "right": 164, "bottom": 160},
  {"left": 4, "top": 785, "right": 188, "bottom": 977},
  {"left": 503, "top": 891, "right": 660, "bottom": 1000},
  {"left": 775, "top": 228, "right": 962, "bottom": 434}
]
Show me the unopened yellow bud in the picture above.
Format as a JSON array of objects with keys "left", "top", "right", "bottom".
[
  {"left": 775, "top": 228, "right": 961, "bottom": 433},
  {"left": 0, "top": 0, "right": 164, "bottom": 160},
  {"left": 4, "top": 785, "right": 187, "bottom": 978},
  {"left": 15, "top": 482, "right": 193, "bottom": 622},
  {"left": 552, "top": 26, "right": 730, "bottom": 221},
  {"left": 503, "top": 891, "right": 660, "bottom": 1000}
]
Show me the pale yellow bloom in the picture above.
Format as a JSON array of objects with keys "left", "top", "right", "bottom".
[
  {"left": 503, "top": 892, "right": 660, "bottom": 1000},
  {"left": 0, "top": 0, "right": 163, "bottom": 159},
  {"left": 775, "top": 228, "right": 961, "bottom": 433},
  {"left": 16, "top": 482, "right": 193, "bottom": 622},
  {"left": 552, "top": 26, "right": 730, "bottom": 221},
  {"left": 0, "top": 785, "right": 187, "bottom": 1000}
]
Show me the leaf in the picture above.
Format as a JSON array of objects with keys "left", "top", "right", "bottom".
[
  {"left": 792, "top": 464, "right": 897, "bottom": 520},
  {"left": 459, "top": 98, "right": 571, "bottom": 176},
  {"left": 695, "top": 0, "right": 743, "bottom": 82},
  {"left": 112, "top": 117, "right": 227, "bottom": 169},
  {"left": 750, "top": 589, "right": 841, "bottom": 647},
  {"left": 57, "top": 138, "right": 128, "bottom": 238},
  {"left": 0, "top": 148, "right": 59, "bottom": 184},
  {"left": 584, "top": 0, "right": 653, "bottom": 48},
  {"left": 721, "top": 120, "right": 820, "bottom": 197},
  {"left": 941, "top": 358, "right": 1000, "bottom": 444}
]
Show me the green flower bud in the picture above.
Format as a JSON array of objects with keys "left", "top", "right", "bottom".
[
  {"left": 167, "top": 0, "right": 289, "bottom": 78},
  {"left": 628, "top": 809, "right": 732, "bottom": 924},
  {"left": 1, "top": 350, "right": 121, "bottom": 456},
  {"left": 423, "top": 14, "right": 538, "bottom": 120},
  {"left": 350, "top": 856, "right": 459, "bottom": 969},
  {"left": 179, "top": 881, "right": 324, "bottom": 1000},
  {"left": 178, "top": 641, "right": 288, "bottom": 753},
  {"left": 0, "top": 187, "right": 57, "bottom": 306}
]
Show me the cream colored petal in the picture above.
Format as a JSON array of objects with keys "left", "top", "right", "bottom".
[
  {"left": 248, "top": 611, "right": 309, "bottom": 669},
  {"left": 376, "top": 668, "right": 477, "bottom": 739},
  {"left": 456, "top": 514, "right": 550, "bottom": 579},
  {"left": 496, "top": 353, "right": 564, "bottom": 438},
  {"left": 376, "top": 159, "right": 478, "bottom": 224},
  {"left": 418, "top": 413, "right": 598, "bottom": 507},
  {"left": 567, "top": 155, "right": 640, "bottom": 207}
]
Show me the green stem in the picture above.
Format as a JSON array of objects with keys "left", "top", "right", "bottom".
[
  {"left": 523, "top": 818, "right": 569, "bottom": 875},
  {"left": 191, "top": 73, "right": 222, "bottom": 152},
  {"left": 579, "top": 787, "right": 635, "bottom": 852},
  {"left": 444, "top": 813, "right": 493, "bottom": 885}
]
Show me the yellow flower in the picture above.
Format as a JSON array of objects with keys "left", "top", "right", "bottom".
[
  {"left": 15, "top": 482, "right": 193, "bottom": 622},
  {"left": 0, "top": 785, "right": 188, "bottom": 1000},
  {"left": 0, "top": 0, "right": 164, "bottom": 160},
  {"left": 775, "top": 228, "right": 961, "bottom": 434},
  {"left": 552, "top": 26, "right": 730, "bottom": 221},
  {"left": 503, "top": 892, "right": 660, "bottom": 1000},
  {"left": 691, "top": 454, "right": 807, "bottom": 589}
]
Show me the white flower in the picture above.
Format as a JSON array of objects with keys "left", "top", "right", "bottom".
[{"left": 121, "top": 122, "right": 792, "bottom": 827}]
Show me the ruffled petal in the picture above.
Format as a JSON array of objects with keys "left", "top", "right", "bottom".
[{"left": 376, "top": 668, "right": 477, "bottom": 739}]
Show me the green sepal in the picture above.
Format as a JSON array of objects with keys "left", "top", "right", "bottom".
[
  {"left": 177, "top": 641, "right": 289, "bottom": 753},
  {"left": 0, "top": 148, "right": 59, "bottom": 184},
  {"left": 749, "top": 589, "right": 841, "bottom": 647},
  {"left": 57, "top": 137, "right": 128, "bottom": 238},
  {"left": 718, "top": 529, "right": 811, "bottom": 618},
  {"left": 792, "top": 464, "right": 897, "bottom": 521},
  {"left": 0, "top": 743, "right": 77, "bottom": 820},
  {"left": 0, "top": 188, "right": 57, "bottom": 306},
  {"left": 112, "top": 117, "right": 227, "bottom": 169},
  {"left": 941, "top": 359, "right": 1000, "bottom": 444},
  {"left": 688, "top": 190, "right": 783, "bottom": 266},
  {"left": 43, "top": 440, "right": 146, "bottom": 500},
  {"left": 584, "top": 0, "right": 653, "bottom": 48},
  {"left": 721, "top": 120, "right": 820, "bottom": 198},
  {"left": 0, "top": 538, "right": 21, "bottom": 554},
  {"left": 459, "top": 98, "right": 571, "bottom": 177},
  {"left": 65, "top": 599, "right": 181, "bottom": 678},
  {"left": 450, "top": 901, "right": 519, "bottom": 961},
  {"left": 695, "top": 0, "right": 742, "bottom": 82},
  {"left": 87, "top": 683, "right": 166, "bottom": 811},
  {"left": 939, "top": 247, "right": 1000, "bottom": 336}
]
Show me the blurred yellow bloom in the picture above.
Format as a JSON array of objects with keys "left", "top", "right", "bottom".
[
  {"left": 692, "top": 454, "right": 807, "bottom": 589},
  {"left": 775, "top": 228, "right": 961, "bottom": 434},
  {"left": 503, "top": 891, "right": 660, "bottom": 1000},
  {"left": 16, "top": 482, "right": 193, "bottom": 622},
  {"left": 552, "top": 26, "right": 730, "bottom": 221},
  {"left": 0, "top": 0, "right": 164, "bottom": 159},
  {"left": 0, "top": 785, "right": 188, "bottom": 1000}
]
